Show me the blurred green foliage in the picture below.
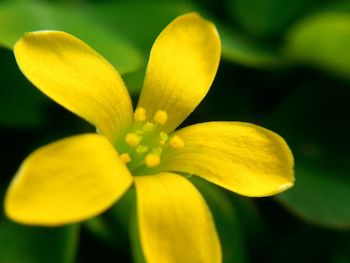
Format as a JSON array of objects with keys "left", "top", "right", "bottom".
[
  {"left": 286, "top": 11, "right": 350, "bottom": 78},
  {"left": 0, "top": 220, "right": 78, "bottom": 263},
  {"left": 0, "top": 1, "right": 143, "bottom": 74},
  {"left": 1, "top": 0, "right": 350, "bottom": 262}
]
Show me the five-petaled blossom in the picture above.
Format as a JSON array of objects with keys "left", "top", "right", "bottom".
[{"left": 5, "top": 13, "right": 294, "bottom": 263}]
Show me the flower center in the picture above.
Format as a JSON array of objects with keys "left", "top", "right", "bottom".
[{"left": 116, "top": 107, "right": 184, "bottom": 175}]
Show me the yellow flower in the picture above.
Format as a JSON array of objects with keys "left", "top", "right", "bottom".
[{"left": 4, "top": 13, "right": 294, "bottom": 263}]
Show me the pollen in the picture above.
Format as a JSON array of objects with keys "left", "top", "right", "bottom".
[
  {"left": 145, "top": 153, "right": 160, "bottom": 167},
  {"left": 120, "top": 153, "right": 131, "bottom": 163},
  {"left": 125, "top": 133, "right": 141, "bottom": 146},
  {"left": 153, "top": 110, "right": 168, "bottom": 125},
  {"left": 169, "top": 136, "right": 184, "bottom": 149},
  {"left": 134, "top": 107, "right": 146, "bottom": 122}
]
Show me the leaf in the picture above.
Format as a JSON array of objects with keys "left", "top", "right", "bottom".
[
  {"left": 87, "top": 1, "right": 285, "bottom": 73},
  {"left": 0, "top": 218, "right": 79, "bottom": 263},
  {"left": 285, "top": 11, "right": 350, "bottom": 79},
  {"left": 129, "top": 209, "right": 147, "bottom": 263},
  {"left": 0, "top": 0, "right": 143, "bottom": 74},
  {"left": 83, "top": 216, "right": 116, "bottom": 245},
  {"left": 219, "top": 25, "right": 283, "bottom": 68},
  {"left": 109, "top": 187, "right": 146, "bottom": 263},
  {"left": 85, "top": 187, "right": 145, "bottom": 263},
  {"left": 262, "top": 80, "right": 350, "bottom": 229},
  {"left": 191, "top": 177, "right": 247, "bottom": 263},
  {"left": 86, "top": 1, "right": 195, "bottom": 54},
  {"left": 122, "top": 69, "right": 147, "bottom": 95},
  {"left": 0, "top": 0, "right": 144, "bottom": 127},
  {"left": 278, "top": 164, "right": 350, "bottom": 229},
  {"left": 227, "top": 0, "right": 315, "bottom": 37},
  {"left": 82, "top": 1, "right": 196, "bottom": 94},
  {"left": 0, "top": 48, "right": 47, "bottom": 127}
]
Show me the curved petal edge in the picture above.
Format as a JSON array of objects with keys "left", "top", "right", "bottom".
[
  {"left": 135, "top": 172, "right": 221, "bottom": 263},
  {"left": 14, "top": 31, "right": 133, "bottom": 142},
  {"left": 138, "top": 13, "right": 221, "bottom": 133},
  {"left": 5, "top": 134, "right": 133, "bottom": 226},
  {"left": 161, "top": 122, "right": 294, "bottom": 197}
]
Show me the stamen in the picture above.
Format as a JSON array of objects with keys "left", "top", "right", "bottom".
[
  {"left": 145, "top": 153, "right": 161, "bottom": 167},
  {"left": 169, "top": 136, "right": 184, "bottom": 149},
  {"left": 136, "top": 145, "right": 149, "bottom": 154},
  {"left": 120, "top": 109, "right": 173, "bottom": 171},
  {"left": 159, "top": 132, "right": 168, "bottom": 145},
  {"left": 152, "top": 147, "right": 162, "bottom": 155},
  {"left": 125, "top": 133, "right": 141, "bottom": 146},
  {"left": 153, "top": 110, "right": 168, "bottom": 125},
  {"left": 120, "top": 153, "right": 131, "bottom": 163},
  {"left": 134, "top": 107, "right": 146, "bottom": 122},
  {"left": 142, "top": 122, "right": 155, "bottom": 133}
]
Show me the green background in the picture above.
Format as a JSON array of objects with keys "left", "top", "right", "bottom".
[{"left": 1, "top": 0, "right": 350, "bottom": 262}]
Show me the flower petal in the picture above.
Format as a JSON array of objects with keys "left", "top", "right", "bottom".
[
  {"left": 134, "top": 172, "right": 221, "bottom": 263},
  {"left": 137, "top": 13, "right": 221, "bottom": 133},
  {"left": 161, "top": 122, "right": 294, "bottom": 197},
  {"left": 5, "top": 134, "right": 133, "bottom": 226},
  {"left": 14, "top": 31, "right": 133, "bottom": 143}
]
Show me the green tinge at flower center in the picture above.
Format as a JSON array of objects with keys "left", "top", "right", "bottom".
[{"left": 116, "top": 107, "right": 184, "bottom": 176}]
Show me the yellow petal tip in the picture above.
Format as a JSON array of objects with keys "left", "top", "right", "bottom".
[
  {"left": 4, "top": 134, "right": 133, "bottom": 226},
  {"left": 277, "top": 182, "right": 294, "bottom": 192},
  {"left": 14, "top": 30, "right": 133, "bottom": 143}
]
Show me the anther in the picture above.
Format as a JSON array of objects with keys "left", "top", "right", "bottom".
[
  {"left": 120, "top": 153, "right": 131, "bottom": 163},
  {"left": 145, "top": 153, "right": 161, "bottom": 167},
  {"left": 142, "top": 122, "right": 155, "bottom": 132},
  {"left": 159, "top": 132, "right": 168, "bottom": 145},
  {"left": 145, "top": 153, "right": 160, "bottom": 167},
  {"left": 169, "top": 136, "right": 184, "bottom": 149},
  {"left": 153, "top": 110, "right": 168, "bottom": 125},
  {"left": 134, "top": 107, "right": 146, "bottom": 122},
  {"left": 136, "top": 145, "right": 149, "bottom": 154},
  {"left": 125, "top": 133, "right": 141, "bottom": 146}
]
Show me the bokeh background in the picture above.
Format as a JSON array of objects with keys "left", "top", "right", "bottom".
[{"left": 1, "top": 0, "right": 350, "bottom": 262}]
